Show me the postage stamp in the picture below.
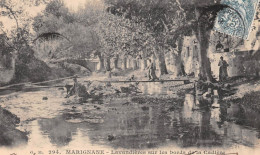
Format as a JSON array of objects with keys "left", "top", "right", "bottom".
[{"left": 214, "top": 0, "right": 260, "bottom": 39}]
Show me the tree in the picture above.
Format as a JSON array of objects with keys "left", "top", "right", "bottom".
[
  {"left": 93, "top": 9, "right": 156, "bottom": 71},
  {"left": 1, "top": 0, "right": 29, "bottom": 52},
  {"left": 105, "top": 0, "right": 243, "bottom": 81},
  {"left": 73, "top": 2, "right": 106, "bottom": 71},
  {"left": 104, "top": 0, "right": 203, "bottom": 76},
  {"left": 104, "top": 0, "right": 179, "bottom": 75},
  {"left": 32, "top": 0, "right": 100, "bottom": 61},
  {"left": 0, "top": 0, "right": 56, "bottom": 82},
  {"left": 0, "top": 0, "right": 54, "bottom": 60},
  {"left": 193, "top": 1, "right": 242, "bottom": 81}
]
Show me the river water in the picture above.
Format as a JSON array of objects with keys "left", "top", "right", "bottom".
[{"left": 1, "top": 81, "right": 260, "bottom": 153}]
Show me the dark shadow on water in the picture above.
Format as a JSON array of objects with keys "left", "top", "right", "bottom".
[
  {"left": 30, "top": 93, "right": 260, "bottom": 149},
  {"left": 90, "top": 95, "right": 260, "bottom": 148},
  {"left": 38, "top": 118, "right": 77, "bottom": 147},
  {"left": 84, "top": 96, "right": 225, "bottom": 149}
]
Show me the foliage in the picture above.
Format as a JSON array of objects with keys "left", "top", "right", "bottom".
[
  {"left": 44, "top": 0, "right": 75, "bottom": 23},
  {"left": 105, "top": 0, "right": 188, "bottom": 48},
  {"left": 94, "top": 11, "right": 157, "bottom": 59},
  {"left": 32, "top": 0, "right": 98, "bottom": 60},
  {"left": 93, "top": 0, "right": 213, "bottom": 63},
  {"left": 0, "top": 0, "right": 50, "bottom": 53}
]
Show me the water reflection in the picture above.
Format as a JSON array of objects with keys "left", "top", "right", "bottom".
[
  {"left": 15, "top": 94, "right": 259, "bottom": 149},
  {"left": 2, "top": 81, "right": 260, "bottom": 150},
  {"left": 38, "top": 118, "right": 77, "bottom": 147},
  {"left": 139, "top": 82, "right": 183, "bottom": 95}
]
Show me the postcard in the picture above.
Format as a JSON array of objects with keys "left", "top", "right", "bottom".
[{"left": 1, "top": 0, "right": 260, "bottom": 155}]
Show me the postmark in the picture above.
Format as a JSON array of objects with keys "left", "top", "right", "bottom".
[{"left": 214, "top": 0, "right": 260, "bottom": 39}]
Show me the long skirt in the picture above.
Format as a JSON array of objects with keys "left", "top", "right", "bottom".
[{"left": 219, "top": 67, "right": 228, "bottom": 81}]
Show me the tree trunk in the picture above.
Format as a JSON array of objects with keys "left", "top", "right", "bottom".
[
  {"left": 122, "top": 57, "right": 127, "bottom": 70},
  {"left": 133, "top": 59, "right": 138, "bottom": 70},
  {"left": 172, "top": 53, "right": 182, "bottom": 76},
  {"left": 172, "top": 37, "right": 184, "bottom": 76},
  {"left": 127, "top": 58, "right": 132, "bottom": 69},
  {"left": 98, "top": 54, "right": 105, "bottom": 71},
  {"left": 155, "top": 51, "right": 168, "bottom": 76},
  {"left": 113, "top": 54, "right": 119, "bottom": 70},
  {"left": 105, "top": 57, "right": 111, "bottom": 71},
  {"left": 192, "top": 45, "right": 200, "bottom": 77},
  {"left": 197, "top": 22, "right": 213, "bottom": 82},
  {"left": 137, "top": 59, "right": 140, "bottom": 69},
  {"left": 141, "top": 59, "right": 147, "bottom": 70}
]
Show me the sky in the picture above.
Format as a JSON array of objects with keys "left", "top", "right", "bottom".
[
  {"left": 64, "top": 0, "right": 88, "bottom": 11},
  {"left": 63, "top": 0, "right": 104, "bottom": 12}
]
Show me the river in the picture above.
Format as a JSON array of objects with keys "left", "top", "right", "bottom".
[{"left": 0, "top": 81, "right": 260, "bottom": 154}]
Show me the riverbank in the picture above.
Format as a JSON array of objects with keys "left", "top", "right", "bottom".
[
  {"left": 0, "top": 106, "right": 28, "bottom": 146},
  {"left": 223, "top": 77, "right": 260, "bottom": 112},
  {"left": 224, "top": 77, "right": 260, "bottom": 100},
  {"left": 1, "top": 73, "right": 260, "bottom": 150},
  {"left": 0, "top": 46, "right": 91, "bottom": 86},
  {"left": 1, "top": 79, "right": 260, "bottom": 151}
]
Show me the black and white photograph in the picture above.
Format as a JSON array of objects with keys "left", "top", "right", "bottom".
[{"left": 1, "top": 0, "right": 260, "bottom": 155}]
